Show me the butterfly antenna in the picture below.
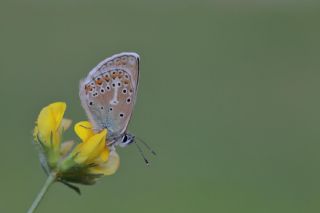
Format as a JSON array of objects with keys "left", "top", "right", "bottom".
[
  {"left": 136, "top": 136, "right": 157, "bottom": 155},
  {"left": 134, "top": 140, "right": 149, "bottom": 166}
]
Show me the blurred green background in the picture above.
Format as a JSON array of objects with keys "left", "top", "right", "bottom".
[{"left": 1, "top": 0, "right": 320, "bottom": 212}]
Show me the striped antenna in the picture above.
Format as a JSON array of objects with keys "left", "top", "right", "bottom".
[
  {"left": 136, "top": 136, "right": 157, "bottom": 155},
  {"left": 134, "top": 140, "right": 149, "bottom": 165}
]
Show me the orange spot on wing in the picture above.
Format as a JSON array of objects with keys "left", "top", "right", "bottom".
[
  {"left": 104, "top": 76, "right": 110, "bottom": 82},
  {"left": 85, "top": 85, "right": 93, "bottom": 94},
  {"left": 111, "top": 72, "right": 118, "bottom": 79},
  {"left": 95, "top": 79, "right": 103, "bottom": 85}
]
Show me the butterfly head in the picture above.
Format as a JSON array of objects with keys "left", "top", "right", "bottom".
[{"left": 119, "top": 132, "right": 135, "bottom": 147}]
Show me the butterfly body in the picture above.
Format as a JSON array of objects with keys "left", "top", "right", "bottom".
[{"left": 79, "top": 52, "right": 140, "bottom": 148}]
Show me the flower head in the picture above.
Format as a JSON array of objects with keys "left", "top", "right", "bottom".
[
  {"left": 60, "top": 121, "right": 119, "bottom": 184},
  {"left": 34, "top": 102, "right": 71, "bottom": 168},
  {"left": 33, "top": 102, "right": 120, "bottom": 189}
]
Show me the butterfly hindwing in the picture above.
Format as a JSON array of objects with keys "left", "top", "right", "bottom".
[{"left": 79, "top": 52, "right": 140, "bottom": 139}]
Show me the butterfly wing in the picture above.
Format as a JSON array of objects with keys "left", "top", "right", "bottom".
[{"left": 79, "top": 52, "right": 140, "bottom": 139}]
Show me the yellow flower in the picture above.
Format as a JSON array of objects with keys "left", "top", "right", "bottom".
[
  {"left": 34, "top": 102, "right": 71, "bottom": 168},
  {"left": 88, "top": 149, "right": 120, "bottom": 176},
  {"left": 60, "top": 121, "right": 120, "bottom": 179},
  {"left": 73, "top": 121, "right": 108, "bottom": 164},
  {"left": 74, "top": 121, "right": 120, "bottom": 176},
  {"left": 33, "top": 102, "right": 120, "bottom": 187}
]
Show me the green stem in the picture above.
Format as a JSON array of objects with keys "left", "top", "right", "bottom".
[{"left": 27, "top": 173, "right": 56, "bottom": 213}]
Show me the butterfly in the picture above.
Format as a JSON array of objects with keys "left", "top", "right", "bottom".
[{"left": 79, "top": 52, "right": 140, "bottom": 149}]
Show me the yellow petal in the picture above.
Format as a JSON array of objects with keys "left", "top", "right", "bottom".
[
  {"left": 73, "top": 129, "right": 107, "bottom": 164},
  {"left": 74, "top": 121, "right": 94, "bottom": 142},
  {"left": 94, "top": 148, "right": 109, "bottom": 164},
  {"left": 38, "top": 102, "right": 66, "bottom": 131},
  {"left": 36, "top": 102, "right": 66, "bottom": 148},
  {"left": 88, "top": 150, "right": 120, "bottom": 175}
]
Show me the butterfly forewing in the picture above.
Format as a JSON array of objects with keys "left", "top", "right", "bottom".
[{"left": 79, "top": 52, "right": 139, "bottom": 139}]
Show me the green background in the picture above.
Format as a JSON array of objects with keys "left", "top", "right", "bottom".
[{"left": 0, "top": 0, "right": 320, "bottom": 212}]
